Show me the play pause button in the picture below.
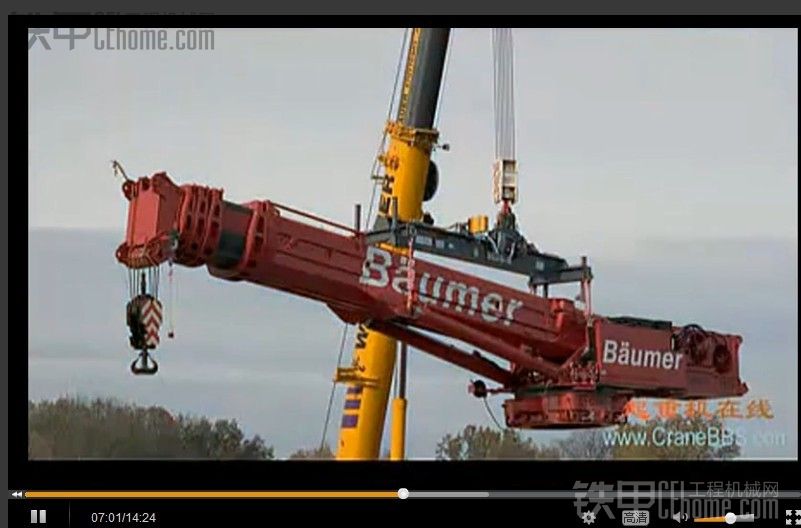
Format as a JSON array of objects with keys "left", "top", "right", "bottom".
[{"left": 30, "top": 509, "right": 46, "bottom": 524}]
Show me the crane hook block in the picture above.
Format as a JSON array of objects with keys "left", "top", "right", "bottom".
[
  {"left": 126, "top": 294, "right": 163, "bottom": 351},
  {"left": 492, "top": 158, "right": 518, "bottom": 205},
  {"left": 127, "top": 294, "right": 162, "bottom": 376}
]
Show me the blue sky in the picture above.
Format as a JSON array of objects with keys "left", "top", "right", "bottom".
[{"left": 28, "top": 28, "right": 797, "bottom": 458}]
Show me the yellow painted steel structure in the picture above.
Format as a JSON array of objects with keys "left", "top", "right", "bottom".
[
  {"left": 335, "top": 28, "right": 441, "bottom": 460},
  {"left": 468, "top": 214, "right": 489, "bottom": 234},
  {"left": 389, "top": 397, "right": 407, "bottom": 460}
]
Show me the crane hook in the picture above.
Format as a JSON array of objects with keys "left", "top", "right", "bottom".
[{"left": 131, "top": 350, "right": 159, "bottom": 375}]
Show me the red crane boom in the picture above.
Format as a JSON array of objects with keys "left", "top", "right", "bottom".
[{"left": 117, "top": 172, "right": 748, "bottom": 429}]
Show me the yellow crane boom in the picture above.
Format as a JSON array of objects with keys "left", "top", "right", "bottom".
[{"left": 335, "top": 28, "right": 450, "bottom": 460}]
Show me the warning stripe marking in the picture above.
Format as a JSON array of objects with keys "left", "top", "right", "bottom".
[
  {"left": 141, "top": 300, "right": 163, "bottom": 322},
  {"left": 142, "top": 299, "right": 162, "bottom": 347},
  {"left": 143, "top": 314, "right": 161, "bottom": 326},
  {"left": 145, "top": 329, "right": 160, "bottom": 346}
]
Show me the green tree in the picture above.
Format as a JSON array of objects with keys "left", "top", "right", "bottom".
[
  {"left": 435, "top": 424, "right": 561, "bottom": 460},
  {"left": 289, "top": 443, "right": 335, "bottom": 459},
  {"left": 28, "top": 397, "right": 274, "bottom": 459},
  {"left": 555, "top": 429, "right": 615, "bottom": 460},
  {"left": 437, "top": 415, "right": 740, "bottom": 461}
]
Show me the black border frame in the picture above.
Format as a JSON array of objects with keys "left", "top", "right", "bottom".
[{"left": 11, "top": 14, "right": 801, "bottom": 495}]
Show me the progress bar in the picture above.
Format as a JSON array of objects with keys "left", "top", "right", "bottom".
[
  {"left": 19, "top": 490, "right": 801, "bottom": 500},
  {"left": 24, "top": 491, "right": 397, "bottom": 499},
  {"left": 22, "top": 490, "right": 485, "bottom": 499}
]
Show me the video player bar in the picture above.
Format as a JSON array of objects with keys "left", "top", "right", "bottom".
[{"left": 14, "top": 490, "right": 801, "bottom": 499}]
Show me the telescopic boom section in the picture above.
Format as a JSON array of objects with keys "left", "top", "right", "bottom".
[{"left": 116, "top": 172, "right": 748, "bottom": 432}]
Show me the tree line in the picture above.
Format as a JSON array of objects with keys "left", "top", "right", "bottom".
[
  {"left": 28, "top": 397, "right": 272, "bottom": 459},
  {"left": 28, "top": 397, "right": 739, "bottom": 460}
]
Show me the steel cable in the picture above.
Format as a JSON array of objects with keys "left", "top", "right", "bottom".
[{"left": 492, "top": 28, "right": 516, "bottom": 161}]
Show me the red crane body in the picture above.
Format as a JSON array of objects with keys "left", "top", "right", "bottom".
[{"left": 117, "top": 172, "right": 748, "bottom": 429}]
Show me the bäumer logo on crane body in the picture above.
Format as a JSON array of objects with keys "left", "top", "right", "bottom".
[
  {"left": 602, "top": 339, "right": 684, "bottom": 371},
  {"left": 359, "top": 245, "right": 524, "bottom": 325}
]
